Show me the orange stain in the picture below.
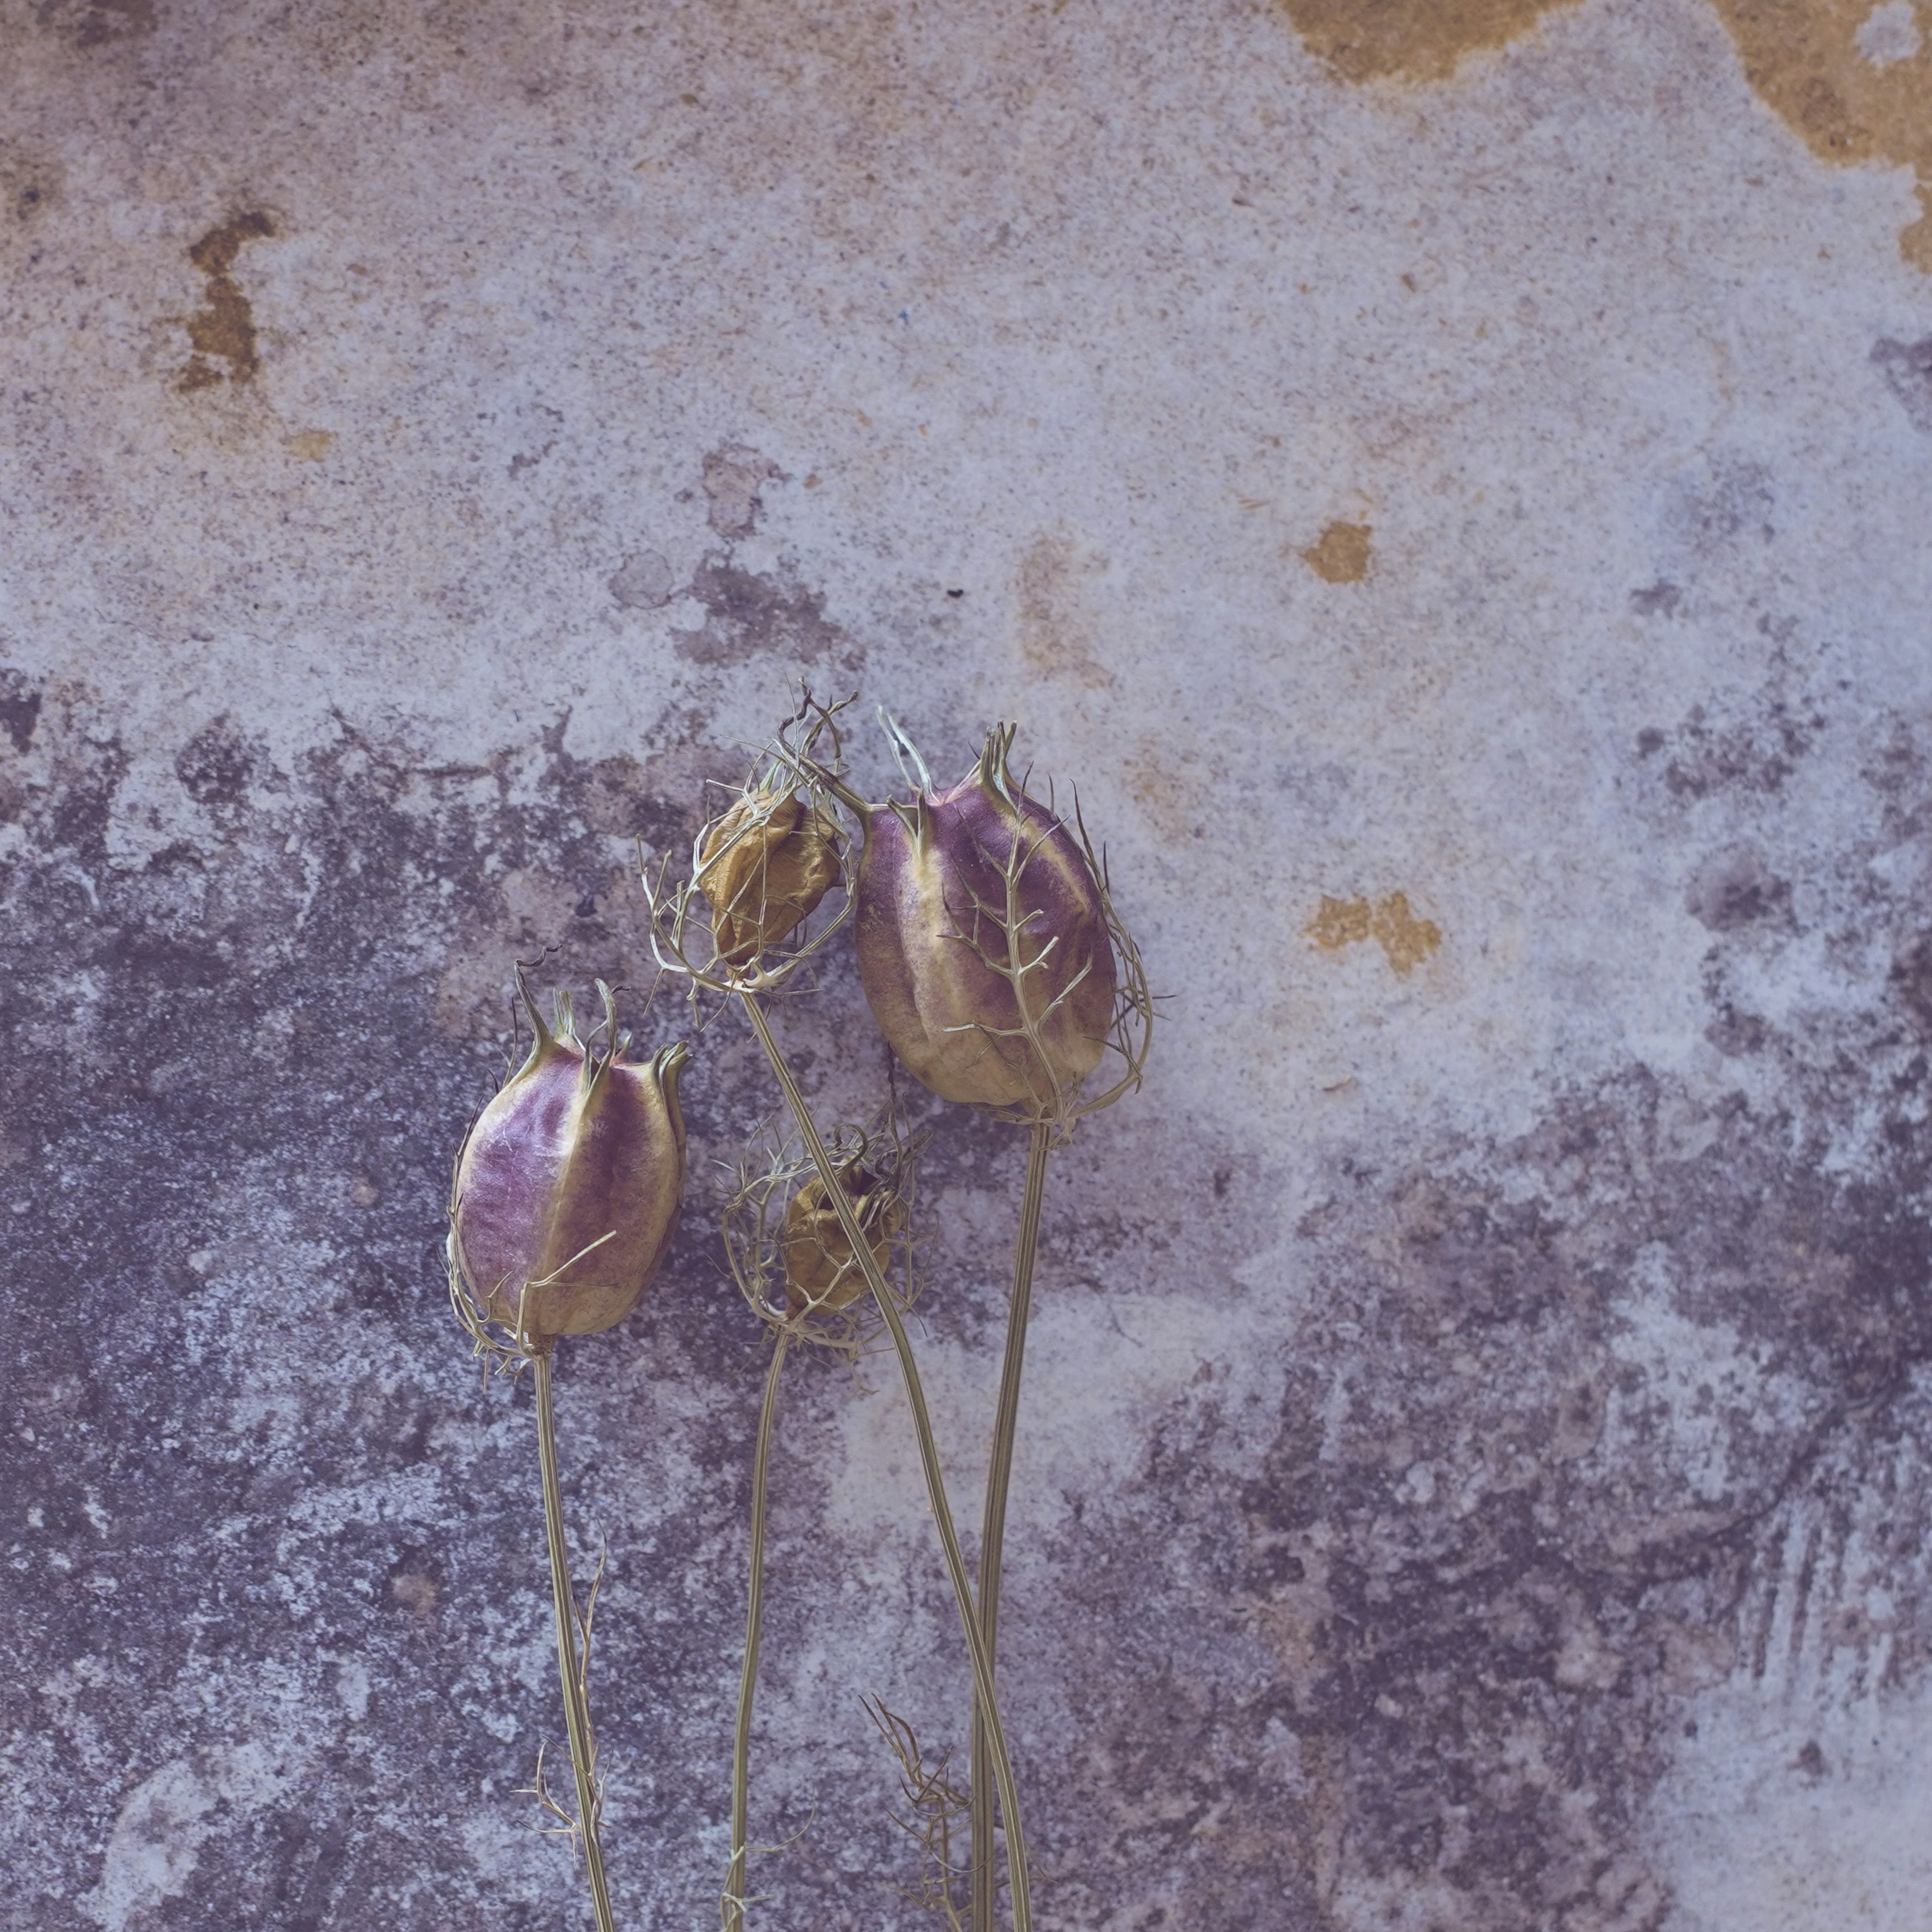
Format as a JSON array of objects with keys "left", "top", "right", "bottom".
[
  {"left": 1276, "top": 0, "right": 1932, "bottom": 272},
  {"left": 1705, "top": 0, "right": 1932, "bottom": 271},
  {"left": 1276, "top": 0, "right": 1583, "bottom": 85},
  {"left": 1302, "top": 521, "right": 1374, "bottom": 583},
  {"left": 1309, "top": 893, "right": 1443, "bottom": 975},
  {"left": 177, "top": 211, "right": 277, "bottom": 392}
]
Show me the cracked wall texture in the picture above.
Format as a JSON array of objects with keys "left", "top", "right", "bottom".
[{"left": 3, "top": 0, "right": 1930, "bottom": 1927}]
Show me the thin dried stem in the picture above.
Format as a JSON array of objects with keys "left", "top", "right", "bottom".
[
  {"left": 738, "top": 991, "right": 1035, "bottom": 1932},
  {"left": 864, "top": 1697, "right": 972, "bottom": 1928},
  {"left": 968, "top": 1118, "right": 1052, "bottom": 1932},
  {"left": 722, "top": 1327, "right": 790, "bottom": 1932},
  {"left": 715, "top": 1116, "right": 923, "bottom": 1916},
  {"left": 534, "top": 1349, "right": 618, "bottom": 1932}
]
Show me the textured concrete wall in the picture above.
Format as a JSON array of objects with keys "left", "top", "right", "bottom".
[{"left": 4, "top": 1, "right": 1931, "bottom": 1927}]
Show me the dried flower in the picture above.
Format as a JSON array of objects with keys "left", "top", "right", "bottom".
[
  {"left": 449, "top": 981, "right": 688, "bottom": 1346},
  {"left": 697, "top": 789, "right": 841, "bottom": 968},
  {"left": 780, "top": 1161, "right": 906, "bottom": 1316},
  {"left": 643, "top": 695, "right": 861, "bottom": 1001},
  {"left": 854, "top": 723, "right": 1122, "bottom": 1120},
  {"left": 720, "top": 1117, "right": 922, "bottom": 1348}
]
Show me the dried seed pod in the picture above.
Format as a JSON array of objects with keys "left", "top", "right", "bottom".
[
  {"left": 450, "top": 983, "right": 688, "bottom": 1344},
  {"left": 854, "top": 724, "right": 1117, "bottom": 1116},
  {"left": 697, "top": 789, "right": 841, "bottom": 967},
  {"left": 780, "top": 1163, "right": 906, "bottom": 1316}
]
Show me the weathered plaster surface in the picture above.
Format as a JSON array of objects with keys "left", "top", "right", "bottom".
[{"left": 3, "top": 1, "right": 1930, "bottom": 1927}]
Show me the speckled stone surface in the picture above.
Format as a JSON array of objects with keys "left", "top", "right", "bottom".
[{"left": 4, "top": 2, "right": 1932, "bottom": 1927}]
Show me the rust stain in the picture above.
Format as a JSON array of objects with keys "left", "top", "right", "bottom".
[
  {"left": 1302, "top": 520, "right": 1374, "bottom": 583},
  {"left": 1278, "top": 1, "right": 1929, "bottom": 270},
  {"left": 1276, "top": 0, "right": 1583, "bottom": 84},
  {"left": 1309, "top": 892, "right": 1443, "bottom": 974},
  {"left": 1124, "top": 736, "right": 1217, "bottom": 844},
  {"left": 284, "top": 429, "right": 336, "bottom": 461},
  {"left": 1015, "top": 531, "right": 1116, "bottom": 688},
  {"left": 1705, "top": 0, "right": 1932, "bottom": 270},
  {"left": 176, "top": 211, "right": 276, "bottom": 393}
]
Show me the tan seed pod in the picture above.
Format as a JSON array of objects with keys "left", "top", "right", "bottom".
[
  {"left": 696, "top": 788, "right": 841, "bottom": 968},
  {"left": 780, "top": 1164, "right": 905, "bottom": 1316}
]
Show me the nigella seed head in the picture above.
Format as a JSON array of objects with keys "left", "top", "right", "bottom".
[
  {"left": 643, "top": 692, "right": 863, "bottom": 996},
  {"left": 854, "top": 721, "right": 1123, "bottom": 1122},
  {"left": 721, "top": 1117, "right": 923, "bottom": 1346},
  {"left": 780, "top": 1162, "right": 906, "bottom": 1317},
  {"left": 449, "top": 979, "right": 689, "bottom": 1348},
  {"left": 696, "top": 789, "right": 841, "bottom": 969}
]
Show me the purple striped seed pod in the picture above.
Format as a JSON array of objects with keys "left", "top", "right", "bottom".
[
  {"left": 449, "top": 986, "right": 689, "bottom": 1344},
  {"left": 854, "top": 724, "right": 1116, "bottom": 1116}
]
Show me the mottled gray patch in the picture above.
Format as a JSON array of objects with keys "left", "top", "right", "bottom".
[
  {"left": 507, "top": 405, "right": 564, "bottom": 479},
  {"left": 1214, "top": 1051, "right": 1932, "bottom": 1930},
  {"left": 1684, "top": 843, "right": 1790, "bottom": 931},
  {"left": 6, "top": 678, "right": 1931, "bottom": 1931},
  {"left": 701, "top": 444, "right": 778, "bottom": 539},
  {"left": 0, "top": 665, "right": 42, "bottom": 753},
  {"left": 2, "top": 154, "right": 62, "bottom": 226},
  {"left": 1635, "top": 691, "right": 1820, "bottom": 802},
  {"left": 1670, "top": 457, "right": 1776, "bottom": 555},
  {"left": 0, "top": 687, "right": 793, "bottom": 1929},
  {"left": 608, "top": 549, "right": 677, "bottom": 609},
  {"left": 1704, "top": 1000, "right": 1770, "bottom": 1057},
  {"left": 1872, "top": 336, "right": 1932, "bottom": 433},
  {"left": 679, "top": 555, "right": 849, "bottom": 667},
  {"left": 174, "top": 713, "right": 261, "bottom": 807},
  {"left": 1891, "top": 931, "right": 1932, "bottom": 1037},
  {"left": 1629, "top": 581, "right": 1681, "bottom": 618}
]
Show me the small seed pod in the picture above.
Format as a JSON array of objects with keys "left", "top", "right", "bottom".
[
  {"left": 854, "top": 724, "right": 1117, "bottom": 1117},
  {"left": 449, "top": 982, "right": 688, "bottom": 1345},
  {"left": 780, "top": 1163, "right": 906, "bottom": 1316},
  {"left": 696, "top": 789, "right": 841, "bottom": 967}
]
